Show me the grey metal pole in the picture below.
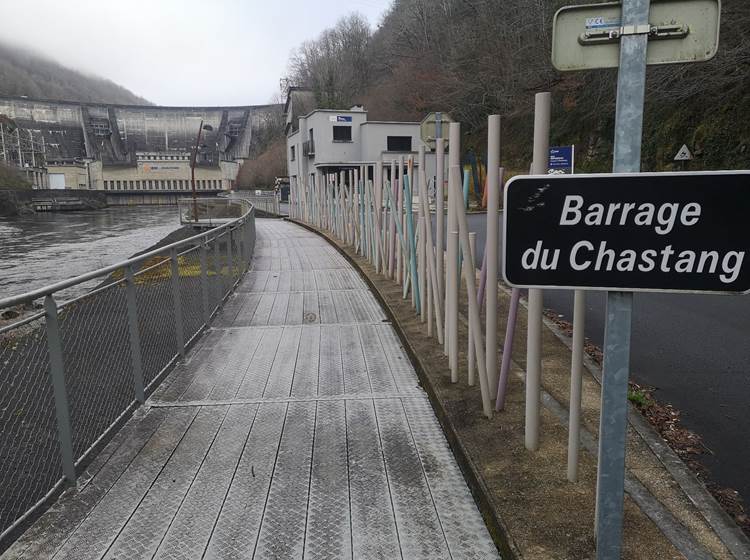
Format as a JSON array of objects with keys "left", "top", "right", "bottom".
[
  {"left": 170, "top": 247, "right": 186, "bottom": 359},
  {"left": 125, "top": 265, "right": 145, "bottom": 404},
  {"left": 526, "top": 92, "right": 551, "bottom": 452},
  {"left": 44, "top": 295, "right": 76, "bottom": 482},
  {"left": 200, "top": 240, "right": 210, "bottom": 325},
  {"left": 213, "top": 234, "right": 221, "bottom": 309},
  {"left": 238, "top": 222, "right": 246, "bottom": 274},
  {"left": 595, "top": 1, "right": 649, "bottom": 558},
  {"left": 227, "top": 228, "right": 235, "bottom": 288}
]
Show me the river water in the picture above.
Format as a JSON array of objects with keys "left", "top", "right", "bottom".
[{"left": 0, "top": 206, "right": 182, "bottom": 301}]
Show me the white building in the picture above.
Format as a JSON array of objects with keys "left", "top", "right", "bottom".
[{"left": 286, "top": 106, "right": 439, "bottom": 192}]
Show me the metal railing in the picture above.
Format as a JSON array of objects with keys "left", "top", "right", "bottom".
[
  {"left": 0, "top": 201, "right": 256, "bottom": 544},
  {"left": 177, "top": 197, "right": 245, "bottom": 226},
  {"left": 237, "top": 191, "right": 282, "bottom": 215}
]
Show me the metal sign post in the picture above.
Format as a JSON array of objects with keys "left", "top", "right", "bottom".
[
  {"left": 598, "top": 1, "right": 648, "bottom": 556},
  {"left": 543, "top": 0, "right": 720, "bottom": 556}
]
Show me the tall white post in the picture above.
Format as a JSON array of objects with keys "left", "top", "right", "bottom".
[
  {"left": 436, "top": 132, "right": 445, "bottom": 303},
  {"left": 418, "top": 155, "right": 444, "bottom": 345},
  {"left": 446, "top": 123, "right": 461, "bottom": 377},
  {"left": 486, "top": 115, "right": 502, "bottom": 393},
  {"left": 526, "top": 92, "right": 551, "bottom": 452},
  {"left": 468, "top": 231, "right": 477, "bottom": 386},
  {"left": 568, "top": 289, "right": 586, "bottom": 481},
  {"left": 450, "top": 165, "right": 492, "bottom": 418},
  {"left": 389, "top": 160, "right": 397, "bottom": 279}
]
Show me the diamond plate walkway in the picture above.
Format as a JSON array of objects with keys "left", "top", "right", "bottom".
[{"left": 3, "top": 220, "right": 500, "bottom": 560}]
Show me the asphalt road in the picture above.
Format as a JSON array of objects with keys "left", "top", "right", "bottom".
[{"left": 459, "top": 211, "right": 750, "bottom": 505}]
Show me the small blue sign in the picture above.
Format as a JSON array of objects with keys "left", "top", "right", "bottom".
[
  {"left": 548, "top": 145, "right": 575, "bottom": 175},
  {"left": 337, "top": 115, "right": 353, "bottom": 122}
]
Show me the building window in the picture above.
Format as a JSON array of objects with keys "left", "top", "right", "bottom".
[
  {"left": 128, "top": 180, "right": 134, "bottom": 190},
  {"left": 92, "top": 122, "right": 110, "bottom": 136},
  {"left": 333, "top": 126, "right": 352, "bottom": 142},
  {"left": 116, "top": 180, "right": 121, "bottom": 190},
  {"left": 387, "top": 136, "right": 412, "bottom": 152},
  {"left": 290, "top": 146, "right": 296, "bottom": 161}
]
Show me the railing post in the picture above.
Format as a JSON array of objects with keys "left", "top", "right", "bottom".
[
  {"left": 213, "top": 233, "right": 221, "bottom": 308},
  {"left": 227, "top": 227, "right": 234, "bottom": 291},
  {"left": 170, "top": 247, "right": 186, "bottom": 359},
  {"left": 44, "top": 295, "right": 76, "bottom": 483},
  {"left": 200, "top": 238, "right": 210, "bottom": 325},
  {"left": 238, "top": 220, "right": 247, "bottom": 274},
  {"left": 125, "top": 265, "right": 145, "bottom": 403}
]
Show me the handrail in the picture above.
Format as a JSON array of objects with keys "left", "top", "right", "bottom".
[{"left": 0, "top": 199, "right": 253, "bottom": 309}]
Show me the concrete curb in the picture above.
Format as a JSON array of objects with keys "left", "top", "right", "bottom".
[{"left": 286, "top": 217, "right": 522, "bottom": 560}]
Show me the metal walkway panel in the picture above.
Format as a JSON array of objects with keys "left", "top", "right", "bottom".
[
  {"left": 101, "top": 406, "right": 227, "bottom": 560},
  {"left": 49, "top": 407, "right": 198, "bottom": 559},
  {"left": 202, "top": 402, "right": 287, "bottom": 560},
  {"left": 253, "top": 401, "right": 315, "bottom": 559},
  {"left": 304, "top": 399, "right": 351, "bottom": 560},
  {"left": 151, "top": 404, "right": 257, "bottom": 560}
]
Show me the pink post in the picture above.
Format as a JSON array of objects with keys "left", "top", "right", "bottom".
[
  {"left": 495, "top": 287, "right": 521, "bottom": 410},
  {"left": 476, "top": 249, "right": 488, "bottom": 307}
]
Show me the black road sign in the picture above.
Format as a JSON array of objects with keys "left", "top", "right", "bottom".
[{"left": 503, "top": 171, "right": 750, "bottom": 294}]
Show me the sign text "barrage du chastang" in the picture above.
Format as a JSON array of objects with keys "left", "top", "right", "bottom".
[{"left": 503, "top": 172, "right": 750, "bottom": 294}]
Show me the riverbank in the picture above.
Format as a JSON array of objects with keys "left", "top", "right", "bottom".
[{"left": 0, "top": 189, "right": 107, "bottom": 217}]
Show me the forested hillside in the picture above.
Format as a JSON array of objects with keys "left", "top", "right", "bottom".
[
  {"left": 285, "top": 1, "right": 750, "bottom": 172},
  {"left": 0, "top": 42, "right": 150, "bottom": 105}
]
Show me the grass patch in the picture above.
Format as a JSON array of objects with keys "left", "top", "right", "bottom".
[{"left": 627, "top": 387, "right": 653, "bottom": 409}]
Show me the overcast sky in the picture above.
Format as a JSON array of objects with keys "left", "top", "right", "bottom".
[{"left": 2, "top": 0, "right": 391, "bottom": 106}]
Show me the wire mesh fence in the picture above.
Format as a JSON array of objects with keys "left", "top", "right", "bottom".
[
  {"left": 178, "top": 247, "right": 205, "bottom": 344},
  {"left": 0, "top": 314, "right": 62, "bottom": 540},
  {"left": 58, "top": 279, "right": 135, "bottom": 460},
  {"left": 0, "top": 202, "right": 256, "bottom": 545},
  {"left": 135, "top": 256, "right": 179, "bottom": 388}
]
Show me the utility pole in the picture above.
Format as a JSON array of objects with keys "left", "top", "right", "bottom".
[
  {"left": 0, "top": 123, "right": 6, "bottom": 163},
  {"left": 190, "top": 120, "right": 214, "bottom": 223}
]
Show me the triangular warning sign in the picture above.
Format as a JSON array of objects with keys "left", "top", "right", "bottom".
[{"left": 674, "top": 144, "right": 693, "bottom": 161}]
